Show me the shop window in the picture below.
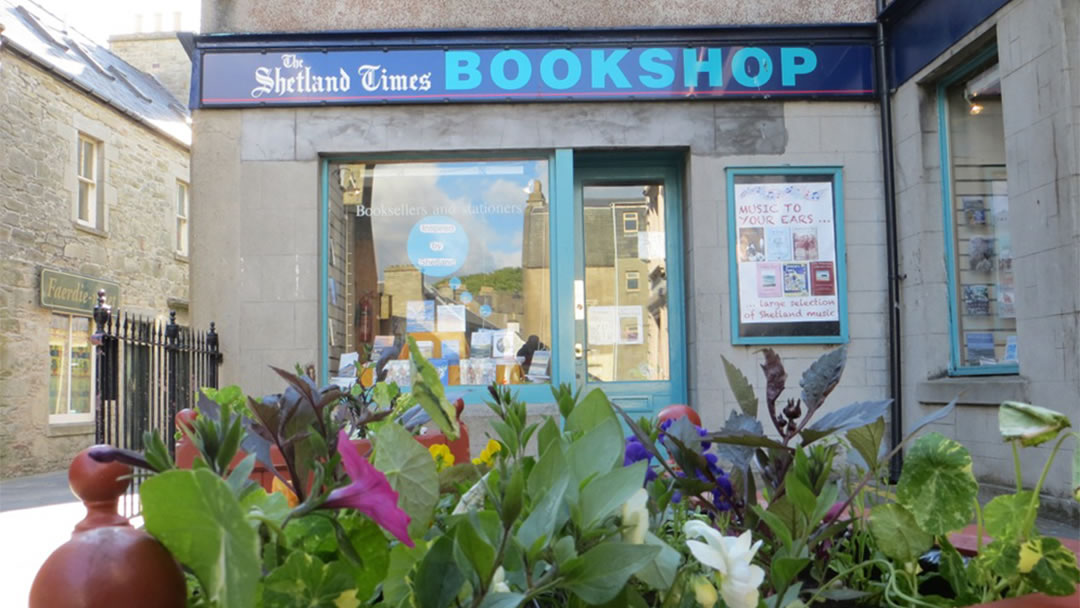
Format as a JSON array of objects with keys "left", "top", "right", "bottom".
[
  {"left": 328, "top": 159, "right": 552, "bottom": 388},
  {"left": 76, "top": 134, "right": 103, "bottom": 230},
  {"left": 625, "top": 270, "right": 640, "bottom": 292},
  {"left": 939, "top": 49, "right": 1017, "bottom": 374},
  {"left": 176, "top": 180, "right": 190, "bottom": 256},
  {"left": 623, "top": 211, "right": 639, "bottom": 233},
  {"left": 49, "top": 314, "right": 94, "bottom": 423}
]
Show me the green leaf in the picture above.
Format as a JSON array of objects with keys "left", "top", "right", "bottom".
[
  {"left": 562, "top": 542, "right": 661, "bottom": 604},
  {"left": 226, "top": 453, "right": 256, "bottom": 495},
  {"left": 984, "top": 491, "right": 1035, "bottom": 542},
  {"left": 1074, "top": 437, "right": 1080, "bottom": 502},
  {"left": 554, "top": 535, "right": 577, "bottom": 566},
  {"left": 783, "top": 469, "right": 817, "bottom": 520},
  {"left": 896, "top": 432, "right": 978, "bottom": 535},
  {"left": 799, "top": 347, "right": 847, "bottom": 411},
  {"left": 634, "top": 532, "right": 682, "bottom": 590},
  {"left": 408, "top": 335, "right": 460, "bottom": 440},
  {"left": 477, "top": 592, "right": 526, "bottom": 608},
  {"left": 771, "top": 557, "right": 811, "bottom": 591},
  {"left": 869, "top": 503, "right": 933, "bottom": 563},
  {"left": 516, "top": 468, "right": 570, "bottom": 554},
  {"left": 338, "top": 514, "right": 392, "bottom": 603},
  {"left": 907, "top": 397, "right": 957, "bottom": 435},
  {"left": 713, "top": 411, "right": 763, "bottom": 471},
  {"left": 528, "top": 438, "right": 568, "bottom": 498},
  {"left": 261, "top": 552, "right": 356, "bottom": 608},
  {"left": 372, "top": 381, "right": 399, "bottom": 409},
  {"left": 999, "top": 401, "right": 1072, "bottom": 447},
  {"left": 374, "top": 421, "right": 439, "bottom": 538},
  {"left": 568, "top": 417, "right": 623, "bottom": 483},
  {"left": 565, "top": 388, "right": 618, "bottom": 435},
  {"left": 846, "top": 416, "right": 886, "bottom": 470},
  {"left": 1022, "top": 536, "right": 1080, "bottom": 596},
  {"left": 721, "top": 356, "right": 758, "bottom": 417},
  {"left": 537, "top": 417, "right": 562, "bottom": 456},
  {"left": 455, "top": 518, "right": 496, "bottom": 582},
  {"left": 501, "top": 467, "right": 525, "bottom": 527},
  {"left": 140, "top": 469, "right": 260, "bottom": 608},
  {"left": 800, "top": 400, "right": 891, "bottom": 444},
  {"left": 414, "top": 536, "right": 465, "bottom": 608},
  {"left": 976, "top": 539, "right": 1020, "bottom": 578},
  {"left": 751, "top": 505, "right": 793, "bottom": 552},
  {"left": 937, "top": 536, "right": 975, "bottom": 604},
  {"left": 239, "top": 486, "right": 290, "bottom": 528},
  {"left": 578, "top": 461, "right": 647, "bottom": 530},
  {"left": 383, "top": 541, "right": 427, "bottom": 606}
]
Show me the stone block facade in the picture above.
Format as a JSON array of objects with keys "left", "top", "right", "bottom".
[
  {"left": 109, "top": 32, "right": 193, "bottom": 105},
  {"left": 891, "top": 0, "right": 1079, "bottom": 510},
  {"left": 0, "top": 49, "right": 190, "bottom": 478}
]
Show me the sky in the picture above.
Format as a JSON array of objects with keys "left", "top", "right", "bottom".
[{"left": 27, "top": 0, "right": 200, "bottom": 45}]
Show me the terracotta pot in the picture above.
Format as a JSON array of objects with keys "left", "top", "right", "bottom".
[
  {"left": 657, "top": 404, "right": 702, "bottom": 427},
  {"left": 29, "top": 447, "right": 186, "bottom": 608}
]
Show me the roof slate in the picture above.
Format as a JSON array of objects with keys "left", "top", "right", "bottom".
[{"left": 0, "top": 0, "right": 191, "bottom": 146}]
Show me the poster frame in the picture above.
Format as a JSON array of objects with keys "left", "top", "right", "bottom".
[{"left": 726, "top": 166, "right": 848, "bottom": 345}]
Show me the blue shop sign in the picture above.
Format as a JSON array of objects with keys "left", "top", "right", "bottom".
[{"left": 198, "top": 44, "right": 874, "bottom": 107}]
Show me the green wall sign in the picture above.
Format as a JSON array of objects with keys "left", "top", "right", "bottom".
[{"left": 40, "top": 269, "right": 120, "bottom": 315}]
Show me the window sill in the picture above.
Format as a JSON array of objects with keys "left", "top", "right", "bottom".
[
  {"left": 916, "top": 375, "right": 1029, "bottom": 406},
  {"left": 47, "top": 420, "right": 95, "bottom": 437},
  {"left": 73, "top": 221, "right": 108, "bottom": 238}
]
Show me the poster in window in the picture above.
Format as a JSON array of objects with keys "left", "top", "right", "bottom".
[
  {"left": 968, "top": 237, "right": 995, "bottom": 273},
  {"left": 962, "top": 197, "right": 987, "bottom": 225},
  {"left": 729, "top": 169, "right": 845, "bottom": 343},
  {"left": 965, "top": 332, "right": 996, "bottom": 365},
  {"left": 962, "top": 285, "right": 991, "bottom": 316}
]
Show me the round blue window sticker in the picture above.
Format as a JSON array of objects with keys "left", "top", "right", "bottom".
[
  {"left": 406, "top": 216, "right": 468, "bottom": 278},
  {"left": 448, "top": 277, "right": 462, "bottom": 291},
  {"left": 479, "top": 304, "right": 492, "bottom": 318},
  {"left": 460, "top": 291, "right": 473, "bottom": 304}
]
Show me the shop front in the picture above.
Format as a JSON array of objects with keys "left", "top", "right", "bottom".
[{"left": 188, "top": 23, "right": 890, "bottom": 444}]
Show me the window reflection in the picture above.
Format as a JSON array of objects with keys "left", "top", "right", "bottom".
[{"left": 330, "top": 160, "right": 552, "bottom": 387}]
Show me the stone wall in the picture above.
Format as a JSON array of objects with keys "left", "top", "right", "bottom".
[
  {"left": 201, "top": 0, "right": 876, "bottom": 33},
  {"left": 892, "top": 0, "right": 1079, "bottom": 507},
  {"left": 0, "top": 50, "right": 190, "bottom": 478},
  {"left": 109, "top": 33, "right": 193, "bottom": 106}
]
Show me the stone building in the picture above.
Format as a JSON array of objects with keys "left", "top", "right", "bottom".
[
  {"left": 186, "top": 0, "right": 1077, "bottom": 515},
  {"left": 0, "top": 0, "right": 191, "bottom": 477}
]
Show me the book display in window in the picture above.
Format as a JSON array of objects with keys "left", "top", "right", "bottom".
[{"left": 962, "top": 285, "right": 991, "bottom": 316}]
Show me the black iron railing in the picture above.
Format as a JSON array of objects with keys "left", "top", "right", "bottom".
[{"left": 90, "top": 290, "right": 221, "bottom": 515}]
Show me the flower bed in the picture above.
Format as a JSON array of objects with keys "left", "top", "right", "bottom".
[{"left": 65, "top": 342, "right": 1076, "bottom": 607}]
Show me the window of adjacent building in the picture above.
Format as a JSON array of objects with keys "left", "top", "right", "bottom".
[
  {"left": 176, "top": 180, "right": 190, "bottom": 256},
  {"left": 76, "top": 134, "right": 104, "bottom": 230},
  {"left": 625, "top": 270, "right": 640, "bottom": 292},
  {"left": 49, "top": 314, "right": 94, "bottom": 423},
  {"left": 328, "top": 159, "right": 552, "bottom": 388},
  {"left": 940, "top": 50, "right": 1016, "bottom": 373},
  {"left": 623, "top": 211, "right": 639, "bottom": 233}
]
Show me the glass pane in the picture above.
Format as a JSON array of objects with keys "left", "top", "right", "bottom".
[
  {"left": 330, "top": 159, "right": 552, "bottom": 387},
  {"left": 78, "top": 182, "right": 91, "bottom": 222},
  {"left": 946, "top": 59, "right": 1016, "bottom": 367},
  {"left": 177, "top": 183, "right": 187, "bottom": 217},
  {"left": 79, "top": 139, "right": 94, "bottom": 179},
  {"left": 581, "top": 183, "right": 669, "bottom": 382},
  {"left": 49, "top": 315, "right": 69, "bottom": 415},
  {"left": 69, "top": 317, "right": 93, "bottom": 414},
  {"left": 177, "top": 217, "right": 188, "bottom": 253}
]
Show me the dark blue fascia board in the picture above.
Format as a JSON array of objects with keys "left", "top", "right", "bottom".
[
  {"left": 881, "top": 0, "right": 1011, "bottom": 88},
  {"left": 192, "top": 22, "right": 877, "bottom": 51}
]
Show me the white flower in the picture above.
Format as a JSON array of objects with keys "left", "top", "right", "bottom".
[
  {"left": 620, "top": 488, "right": 649, "bottom": 545},
  {"left": 683, "top": 520, "right": 765, "bottom": 608},
  {"left": 491, "top": 566, "right": 510, "bottom": 593}
]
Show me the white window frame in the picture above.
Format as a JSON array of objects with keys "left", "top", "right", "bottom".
[
  {"left": 176, "top": 180, "right": 190, "bottom": 256},
  {"left": 625, "top": 270, "right": 640, "bottom": 292},
  {"left": 75, "top": 134, "right": 102, "bottom": 229},
  {"left": 623, "top": 211, "right": 639, "bottom": 233},
  {"left": 49, "top": 313, "right": 95, "bottom": 424}
]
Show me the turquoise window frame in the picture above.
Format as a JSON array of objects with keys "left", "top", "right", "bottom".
[
  {"left": 318, "top": 152, "right": 571, "bottom": 405},
  {"left": 725, "top": 166, "right": 849, "bottom": 345},
  {"left": 936, "top": 45, "right": 1017, "bottom": 376}
]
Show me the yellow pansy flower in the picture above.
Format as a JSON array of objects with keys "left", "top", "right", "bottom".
[
  {"left": 429, "top": 443, "right": 455, "bottom": 472},
  {"left": 472, "top": 439, "right": 502, "bottom": 467}
]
